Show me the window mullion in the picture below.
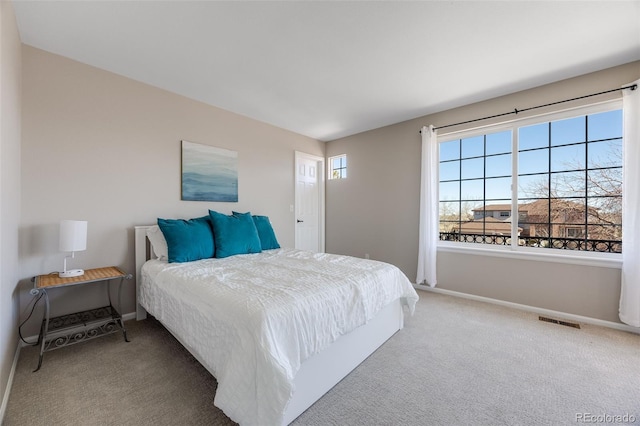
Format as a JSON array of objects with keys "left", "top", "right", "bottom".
[
  {"left": 584, "top": 116, "right": 589, "bottom": 245},
  {"left": 511, "top": 128, "right": 518, "bottom": 248},
  {"left": 458, "top": 139, "right": 462, "bottom": 239},
  {"left": 483, "top": 135, "right": 487, "bottom": 242},
  {"left": 547, "top": 123, "right": 552, "bottom": 242}
]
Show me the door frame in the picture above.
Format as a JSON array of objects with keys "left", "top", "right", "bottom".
[{"left": 294, "top": 151, "right": 326, "bottom": 253}]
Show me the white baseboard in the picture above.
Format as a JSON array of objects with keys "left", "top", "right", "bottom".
[
  {"left": 0, "top": 342, "right": 21, "bottom": 424},
  {"left": 414, "top": 284, "right": 640, "bottom": 335},
  {"left": 122, "top": 311, "right": 136, "bottom": 322}
]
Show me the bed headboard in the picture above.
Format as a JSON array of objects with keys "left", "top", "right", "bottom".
[{"left": 134, "top": 225, "right": 157, "bottom": 321}]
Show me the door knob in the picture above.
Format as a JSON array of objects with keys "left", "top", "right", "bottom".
[{"left": 297, "top": 219, "right": 304, "bottom": 223}]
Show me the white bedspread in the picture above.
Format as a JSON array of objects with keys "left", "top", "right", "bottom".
[{"left": 139, "top": 248, "right": 419, "bottom": 426}]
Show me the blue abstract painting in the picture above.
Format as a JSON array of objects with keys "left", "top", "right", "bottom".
[{"left": 181, "top": 140, "right": 238, "bottom": 202}]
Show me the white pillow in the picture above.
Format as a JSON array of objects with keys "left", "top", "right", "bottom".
[{"left": 147, "top": 225, "right": 168, "bottom": 260}]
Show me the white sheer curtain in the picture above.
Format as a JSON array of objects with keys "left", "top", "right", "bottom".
[
  {"left": 416, "top": 125, "right": 438, "bottom": 287},
  {"left": 620, "top": 80, "right": 640, "bottom": 327}
]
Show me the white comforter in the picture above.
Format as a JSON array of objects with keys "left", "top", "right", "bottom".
[{"left": 140, "top": 248, "right": 419, "bottom": 426}]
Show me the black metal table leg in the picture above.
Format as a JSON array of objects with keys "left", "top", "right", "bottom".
[{"left": 33, "top": 289, "right": 50, "bottom": 372}]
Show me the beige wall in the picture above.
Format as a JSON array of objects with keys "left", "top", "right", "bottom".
[
  {"left": 19, "top": 46, "right": 324, "bottom": 335},
  {"left": 0, "top": 0, "right": 22, "bottom": 416},
  {"left": 326, "top": 61, "right": 640, "bottom": 323}
]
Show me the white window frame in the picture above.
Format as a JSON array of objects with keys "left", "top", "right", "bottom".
[{"left": 437, "top": 100, "right": 623, "bottom": 269}]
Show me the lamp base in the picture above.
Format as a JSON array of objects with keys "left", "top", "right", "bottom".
[{"left": 59, "top": 269, "right": 84, "bottom": 278}]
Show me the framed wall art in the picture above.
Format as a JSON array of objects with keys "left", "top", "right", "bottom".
[{"left": 181, "top": 140, "right": 238, "bottom": 202}]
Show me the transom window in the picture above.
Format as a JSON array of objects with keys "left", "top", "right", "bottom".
[
  {"left": 328, "top": 154, "right": 347, "bottom": 180},
  {"left": 438, "top": 104, "right": 622, "bottom": 254}
]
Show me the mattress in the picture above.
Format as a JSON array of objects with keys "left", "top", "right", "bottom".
[{"left": 139, "top": 248, "right": 419, "bottom": 425}]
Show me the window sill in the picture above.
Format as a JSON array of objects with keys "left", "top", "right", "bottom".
[{"left": 437, "top": 242, "right": 622, "bottom": 269}]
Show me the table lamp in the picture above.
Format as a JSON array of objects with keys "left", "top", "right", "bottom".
[{"left": 59, "top": 220, "right": 87, "bottom": 278}]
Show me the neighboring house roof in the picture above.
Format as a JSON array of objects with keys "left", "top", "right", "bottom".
[
  {"left": 472, "top": 204, "right": 527, "bottom": 212},
  {"left": 453, "top": 217, "right": 523, "bottom": 234},
  {"left": 521, "top": 199, "right": 598, "bottom": 221},
  {"left": 475, "top": 200, "right": 598, "bottom": 215}
]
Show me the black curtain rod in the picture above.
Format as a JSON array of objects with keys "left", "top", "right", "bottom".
[{"left": 422, "top": 84, "right": 637, "bottom": 133}]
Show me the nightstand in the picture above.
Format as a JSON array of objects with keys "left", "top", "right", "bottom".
[{"left": 31, "top": 266, "right": 132, "bottom": 372}]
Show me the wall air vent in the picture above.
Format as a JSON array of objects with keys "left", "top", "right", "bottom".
[{"left": 538, "top": 316, "right": 581, "bottom": 329}]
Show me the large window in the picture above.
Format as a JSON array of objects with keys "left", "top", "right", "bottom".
[{"left": 439, "top": 104, "right": 623, "bottom": 254}]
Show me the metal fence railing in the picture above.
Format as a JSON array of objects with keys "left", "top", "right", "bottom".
[{"left": 439, "top": 232, "right": 621, "bottom": 253}]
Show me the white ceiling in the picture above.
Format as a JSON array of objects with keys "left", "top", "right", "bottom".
[{"left": 12, "top": 1, "right": 640, "bottom": 141}]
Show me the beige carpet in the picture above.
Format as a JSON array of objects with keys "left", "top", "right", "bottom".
[{"left": 4, "top": 292, "right": 640, "bottom": 425}]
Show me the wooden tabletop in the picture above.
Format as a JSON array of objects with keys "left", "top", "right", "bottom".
[{"left": 35, "top": 266, "right": 126, "bottom": 289}]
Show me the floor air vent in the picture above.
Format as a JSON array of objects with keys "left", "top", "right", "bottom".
[{"left": 538, "top": 316, "right": 581, "bottom": 329}]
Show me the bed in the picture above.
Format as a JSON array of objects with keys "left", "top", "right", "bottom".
[{"left": 134, "top": 224, "right": 419, "bottom": 425}]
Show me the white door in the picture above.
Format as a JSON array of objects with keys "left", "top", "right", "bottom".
[{"left": 295, "top": 152, "right": 325, "bottom": 252}]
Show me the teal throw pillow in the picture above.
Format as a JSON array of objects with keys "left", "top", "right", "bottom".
[
  {"left": 250, "top": 215, "right": 281, "bottom": 250},
  {"left": 209, "top": 210, "right": 262, "bottom": 258},
  {"left": 157, "top": 216, "right": 215, "bottom": 263}
]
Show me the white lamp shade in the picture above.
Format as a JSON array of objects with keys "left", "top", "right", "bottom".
[{"left": 59, "top": 220, "right": 87, "bottom": 252}]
